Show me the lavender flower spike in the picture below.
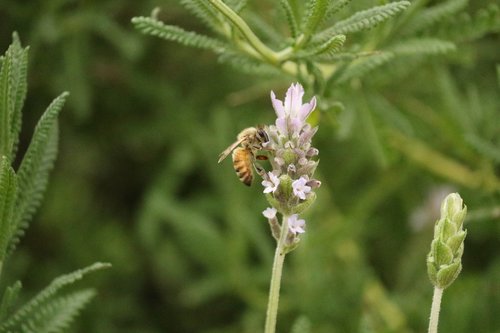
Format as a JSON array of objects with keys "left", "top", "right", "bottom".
[{"left": 261, "top": 83, "right": 320, "bottom": 249}]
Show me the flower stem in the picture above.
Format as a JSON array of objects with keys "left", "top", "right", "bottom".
[
  {"left": 428, "top": 287, "right": 444, "bottom": 333},
  {"left": 264, "top": 215, "right": 289, "bottom": 333},
  {"left": 208, "top": 0, "right": 279, "bottom": 65}
]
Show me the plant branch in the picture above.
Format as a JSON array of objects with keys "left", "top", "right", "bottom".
[{"left": 208, "top": 0, "right": 280, "bottom": 65}]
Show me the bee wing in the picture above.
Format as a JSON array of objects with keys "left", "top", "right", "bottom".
[{"left": 218, "top": 138, "right": 245, "bottom": 163}]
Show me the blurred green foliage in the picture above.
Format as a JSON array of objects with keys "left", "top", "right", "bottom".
[{"left": 1, "top": 0, "right": 499, "bottom": 332}]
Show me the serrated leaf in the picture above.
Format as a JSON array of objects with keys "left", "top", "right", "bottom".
[
  {"left": 0, "top": 156, "right": 17, "bottom": 260},
  {"left": 0, "top": 41, "right": 13, "bottom": 159},
  {"left": 0, "top": 263, "right": 110, "bottom": 332},
  {"left": 132, "top": 17, "right": 227, "bottom": 53},
  {"left": 295, "top": 34, "right": 346, "bottom": 59},
  {"left": 8, "top": 34, "right": 28, "bottom": 160},
  {"left": 180, "top": 0, "right": 224, "bottom": 32},
  {"left": 17, "top": 290, "right": 96, "bottom": 333},
  {"left": 10, "top": 92, "right": 68, "bottom": 252},
  {"left": 314, "top": 1, "right": 410, "bottom": 41},
  {"left": 302, "top": 0, "right": 330, "bottom": 37},
  {"left": 0, "top": 281, "right": 22, "bottom": 322},
  {"left": 280, "top": 0, "right": 299, "bottom": 38},
  {"left": 390, "top": 38, "right": 456, "bottom": 56}
]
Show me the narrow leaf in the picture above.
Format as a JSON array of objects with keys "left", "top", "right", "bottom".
[
  {"left": 314, "top": 1, "right": 411, "bottom": 41},
  {"left": 9, "top": 33, "right": 28, "bottom": 160},
  {"left": 0, "top": 43, "right": 13, "bottom": 159},
  {"left": 0, "top": 263, "right": 110, "bottom": 332},
  {"left": 302, "top": 0, "right": 329, "bottom": 37},
  {"left": 280, "top": 0, "right": 299, "bottom": 38},
  {"left": 0, "top": 281, "right": 22, "bottom": 322},
  {"left": 18, "top": 290, "right": 96, "bottom": 333},
  {"left": 0, "top": 156, "right": 17, "bottom": 260},
  {"left": 10, "top": 92, "right": 68, "bottom": 251},
  {"left": 132, "top": 17, "right": 226, "bottom": 53},
  {"left": 295, "top": 34, "right": 346, "bottom": 59},
  {"left": 180, "top": 0, "right": 223, "bottom": 32}
]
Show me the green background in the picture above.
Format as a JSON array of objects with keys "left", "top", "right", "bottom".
[{"left": 1, "top": 0, "right": 499, "bottom": 332}]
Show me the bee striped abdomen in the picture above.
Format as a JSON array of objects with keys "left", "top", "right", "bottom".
[{"left": 232, "top": 147, "right": 253, "bottom": 186}]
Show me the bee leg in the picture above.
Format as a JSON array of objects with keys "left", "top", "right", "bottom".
[{"left": 253, "top": 162, "right": 266, "bottom": 178}]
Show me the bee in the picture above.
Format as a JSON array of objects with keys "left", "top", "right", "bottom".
[{"left": 218, "top": 126, "right": 269, "bottom": 186}]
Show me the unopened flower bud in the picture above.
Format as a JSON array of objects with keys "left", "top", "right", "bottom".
[{"left": 427, "top": 193, "right": 467, "bottom": 289}]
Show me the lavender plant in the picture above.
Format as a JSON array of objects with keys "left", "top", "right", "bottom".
[
  {"left": 0, "top": 33, "right": 109, "bottom": 333},
  {"left": 426, "top": 193, "right": 467, "bottom": 333},
  {"left": 260, "top": 83, "right": 320, "bottom": 333}
]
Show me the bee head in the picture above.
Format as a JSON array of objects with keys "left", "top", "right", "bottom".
[{"left": 256, "top": 126, "right": 269, "bottom": 144}]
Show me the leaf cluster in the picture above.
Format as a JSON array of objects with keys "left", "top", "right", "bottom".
[{"left": 0, "top": 34, "right": 109, "bottom": 333}]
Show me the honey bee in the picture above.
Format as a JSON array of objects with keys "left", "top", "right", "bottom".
[{"left": 218, "top": 126, "right": 269, "bottom": 186}]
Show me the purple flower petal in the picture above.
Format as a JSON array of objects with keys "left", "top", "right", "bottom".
[
  {"left": 288, "top": 214, "right": 306, "bottom": 235},
  {"left": 263, "top": 207, "right": 277, "bottom": 219},
  {"left": 270, "top": 91, "right": 285, "bottom": 118}
]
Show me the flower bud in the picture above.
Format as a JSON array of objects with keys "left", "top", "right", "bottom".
[{"left": 427, "top": 193, "right": 467, "bottom": 289}]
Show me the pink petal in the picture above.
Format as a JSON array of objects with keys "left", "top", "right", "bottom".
[
  {"left": 270, "top": 91, "right": 285, "bottom": 118},
  {"left": 299, "top": 96, "right": 316, "bottom": 121}
]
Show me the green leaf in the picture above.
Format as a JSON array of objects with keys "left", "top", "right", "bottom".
[
  {"left": 180, "top": 0, "right": 224, "bottom": 32},
  {"left": 389, "top": 38, "right": 456, "bottom": 56},
  {"left": 402, "top": 0, "right": 468, "bottom": 35},
  {"left": 0, "top": 43, "right": 13, "bottom": 159},
  {"left": 295, "top": 34, "right": 346, "bottom": 59},
  {"left": 302, "top": 0, "right": 330, "bottom": 37},
  {"left": 0, "top": 263, "right": 110, "bottom": 333},
  {"left": 17, "top": 290, "right": 96, "bottom": 333},
  {"left": 314, "top": 1, "right": 410, "bottom": 40},
  {"left": 0, "top": 156, "right": 17, "bottom": 260},
  {"left": 0, "top": 281, "right": 22, "bottom": 322},
  {"left": 8, "top": 34, "right": 28, "bottom": 160},
  {"left": 0, "top": 33, "right": 28, "bottom": 161},
  {"left": 132, "top": 17, "right": 226, "bottom": 53},
  {"left": 10, "top": 92, "right": 68, "bottom": 252},
  {"left": 280, "top": 0, "right": 299, "bottom": 38},
  {"left": 325, "top": 0, "right": 352, "bottom": 18}
]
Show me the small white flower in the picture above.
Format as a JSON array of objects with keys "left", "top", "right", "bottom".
[
  {"left": 288, "top": 214, "right": 306, "bottom": 235},
  {"left": 262, "top": 207, "right": 277, "bottom": 219},
  {"left": 292, "top": 177, "right": 311, "bottom": 200},
  {"left": 262, "top": 172, "right": 280, "bottom": 194}
]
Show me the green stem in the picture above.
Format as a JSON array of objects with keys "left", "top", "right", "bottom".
[
  {"left": 208, "top": 0, "right": 279, "bottom": 65},
  {"left": 264, "top": 215, "right": 289, "bottom": 333},
  {"left": 428, "top": 287, "right": 443, "bottom": 333}
]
